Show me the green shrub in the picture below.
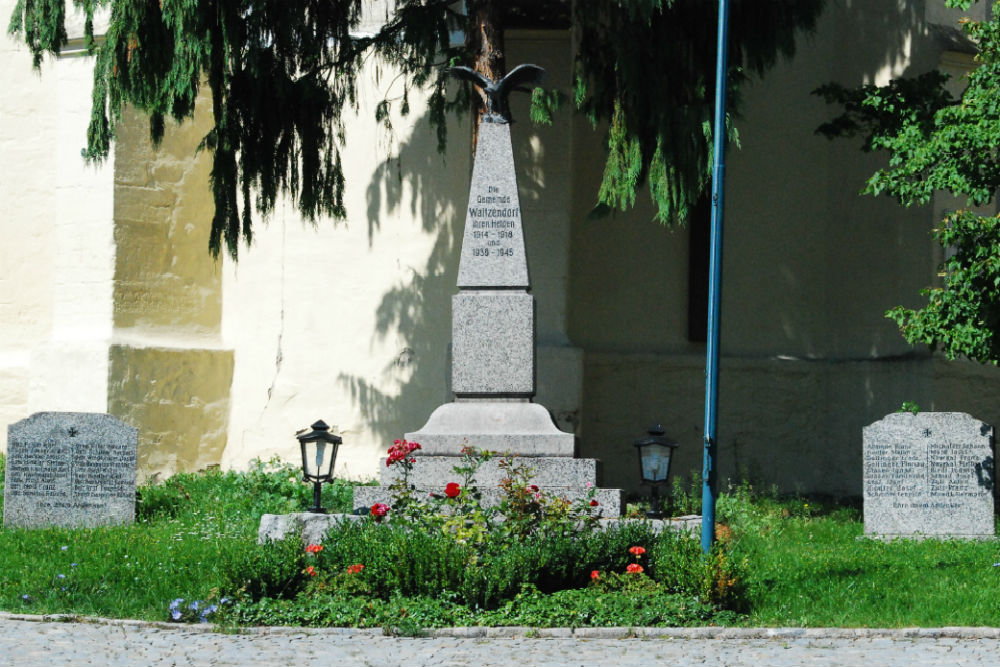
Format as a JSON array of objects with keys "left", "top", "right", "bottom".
[
  {"left": 322, "top": 523, "right": 473, "bottom": 600},
  {"left": 136, "top": 458, "right": 355, "bottom": 525},
  {"left": 478, "top": 583, "right": 724, "bottom": 627},
  {"left": 219, "top": 532, "right": 309, "bottom": 601}
]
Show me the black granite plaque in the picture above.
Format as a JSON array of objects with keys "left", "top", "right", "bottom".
[{"left": 4, "top": 412, "right": 137, "bottom": 528}]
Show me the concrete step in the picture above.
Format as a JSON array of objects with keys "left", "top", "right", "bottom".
[
  {"left": 405, "top": 401, "right": 575, "bottom": 456},
  {"left": 354, "top": 485, "right": 622, "bottom": 517},
  {"left": 258, "top": 512, "right": 700, "bottom": 545},
  {"left": 377, "top": 456, "right": 602, "bottom": 488}
]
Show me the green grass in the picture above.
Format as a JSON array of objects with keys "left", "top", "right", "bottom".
[
  {"left": 732, "top": 504, "right": 1000, "bottom": 626},
  {"left": 4, "top": 455, "right": 1000, "bottom": 628},
  {"left": 0, "top": 457, "right": 356, "bottom": 620}
]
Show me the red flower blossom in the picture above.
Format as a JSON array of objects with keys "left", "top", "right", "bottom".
[
  {"left": 626, "top": 563, "right": 644, "bottom": 574},
  {"left": 305, "top": 566, "right": 317, "bottom": 577},
  {"left": 444, "top": 482, "right": 461, "bottom": 498},
  {"left": 370, "top": 503, "right": 390, "bottom": 521},
  {"left": 386, "top": 439, "right": 422, "bottom": 466},
  {"left": 628, "top": 545, "right": 646, "bottom": 556},
  {"left": 346, "top": 564, "right": 364, "bottom": 575},
  {"left": 529, "top": 484, "right": 539, "bottom": 492},
  {"left": 589, "top": 499, "right": 599, "bottom": 507},
  {"left": 305, "top": 544, "right": 323, "bottom": 554},
  {"left": 590, "top": 570, "right": 600, "bottom": 581}
]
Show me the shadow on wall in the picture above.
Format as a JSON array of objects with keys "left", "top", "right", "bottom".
[
  {"left": 336, "top": 106, "right": 468, "bottom": 447},
  {"left": 572, "top": 0, "right": 979, "bottom": 498},
  {"left": 337, "top": 33, "right": 573, "bottom": 451}
]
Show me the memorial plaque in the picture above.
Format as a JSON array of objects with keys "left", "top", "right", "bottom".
[
  {"left": 4, "top": 412, "right": 138, "bottom": 529},
  {"left": 456, "top": 119, "right": 529, "bottom": 289},
  {"left": 863, "top": 412, "right": 995, "bottom": 538}
]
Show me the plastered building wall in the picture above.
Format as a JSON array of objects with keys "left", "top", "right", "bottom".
[
  {"left": 218, "top": 31, "right": 579, "bottom": 481},
  {"left": 4, "top": 1, "right": 1000, "bottom": 498},
  {"left": 568, "top": 0, "right": 1000, "bottom": 496},
  {"left": 109, "top": 97, "right": 234, "bottom": 478},
  {"left": 0, "top": 0, "right": 114, "bottom": 451}
]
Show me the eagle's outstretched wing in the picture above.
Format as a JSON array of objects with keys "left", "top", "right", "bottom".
[
  {"left": 494, "top": 64, "right": 545, "bottom": 99},
  {"left": 446, "top": 66, "right": 493, "bottom": 91}
]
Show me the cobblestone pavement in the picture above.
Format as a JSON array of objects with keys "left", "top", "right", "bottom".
[{"left": 3, "top": 616, "right": 1000, "bottom": 666}]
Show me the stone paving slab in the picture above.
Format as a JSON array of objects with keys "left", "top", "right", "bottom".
[{"left": 3, "top": 614, "right": 1000, "bottom": 666}]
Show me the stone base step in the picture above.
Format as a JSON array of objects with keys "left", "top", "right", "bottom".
[
  {"left": 377, "top": 456, "right": 601, "bottom": 488},
  {"left": 258, "top": 513, "right": 702, "bottom": 545},
  {"left": 405, "top": 401, "right": 575, "bottom": 456},
  {"left": 354, "top": 485, "right": 622, "bottom": 517}
]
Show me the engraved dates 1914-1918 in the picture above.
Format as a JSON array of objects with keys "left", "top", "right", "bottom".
[{"left": 468, "top": 185, "right": 519, "bottom": 260}]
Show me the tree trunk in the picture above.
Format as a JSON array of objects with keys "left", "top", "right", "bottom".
[{"left": 466, "top": 0, "right": 504, "bottom": 146}]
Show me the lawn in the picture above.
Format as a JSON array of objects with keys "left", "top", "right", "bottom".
[{"left": 2, "top": 454, "right": 999, "bottom": 630}]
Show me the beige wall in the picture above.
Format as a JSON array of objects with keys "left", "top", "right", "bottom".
[
  {"left": 569, "top": 0, "right": 1000, "bottom": 496},
  {"left": 109, "top": 95, "right": 233, "bottom": 480},
  {"left": 0, "top": 0, "right": 115, "bottom": 450},
  {"left": 218, "top": 31, "right": 581, "bottom": 480},
  {"left": 5, "top": 1, "right": 1000, "bottom": 499}
]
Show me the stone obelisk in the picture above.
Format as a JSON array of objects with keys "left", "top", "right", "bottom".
[
  {"left": 405, "top": 65, "right": 573, "bottom": 457},
  {"left": 354, "top": 65, "right": 621, "bottom": 515}
]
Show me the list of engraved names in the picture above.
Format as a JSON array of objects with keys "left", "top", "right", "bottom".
[
  {"left": 5, "top": 440, "right": 133, "bottom": 505},
  {"left": 865, "top": 438, "right": 982, "bottom": 510}
]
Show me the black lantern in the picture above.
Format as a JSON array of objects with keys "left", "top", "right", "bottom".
[
  {"left": 297, "top": 420, "right": 343, "bottom": 513},
  {"left": 634, "top": 424, "right": 678, "bottom": 519}
]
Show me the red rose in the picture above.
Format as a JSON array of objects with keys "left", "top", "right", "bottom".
[
  {"left": 305, "top": 566, "right": 317, "bottom": 577},
  {"left": 370, "top": 503, "right": 390, "bottom": 520},
  {"left": 346, "top": 563, "right": 364, "bottom": 575},
  {"left": 628, "top": 545, "right": 646, "bottom": 556},
  {"left": 387, "top": 439, "right": 420, "bottom": 466},
  {"left": 589, "top": 499, "right": 599, "bottom": 507},
  {"left": 305, "top": 544, "right": 323, "bottom": 554},
  {"left": 626, "top": 563, "right": 644, "bottom": 574},
  {"left": 529, "top": 484, "right": 539, "bottom": 492},
  {"left": 590, "top": 570, "right": 600, "bottom": 581},
  {"left": 444, "top": 482, "right": 461, "bottom": 498}
]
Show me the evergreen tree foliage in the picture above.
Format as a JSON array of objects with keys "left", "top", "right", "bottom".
[
  {"left": 10, "top": 0, "right": 821, "bottom": 258},
  {"left": 574, "top": 0, "right": 823, "bottom": 223},
  {"left": 817, "top": 0, "right": 1000, "bottom": 364}
]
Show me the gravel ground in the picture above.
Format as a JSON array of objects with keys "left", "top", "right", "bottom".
[{"left": 3, "top": 614, "right": 1000, "bottom": 666}]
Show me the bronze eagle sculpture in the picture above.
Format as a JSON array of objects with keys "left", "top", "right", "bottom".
[{"left": 447, "top": 63, "right": 546, "bottom": 121}]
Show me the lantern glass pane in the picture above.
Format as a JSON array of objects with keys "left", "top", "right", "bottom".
[
  {"left": 640, "top": 443, "right": 672, "bottom": 482},
  {"left": 312, "top": 441, "right": 327, "bottom": 478}
]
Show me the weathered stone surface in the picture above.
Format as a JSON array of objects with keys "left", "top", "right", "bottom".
[
  {"left": 863, "top": 412, "right": 995, "bottom": 538},
  {"left": 257, "top": 512, "right": 362, "bottom": 545},
  {"left": 456, "top": 120, "right": 529, "bottom": 289},
  {"left": 452, "top": 292, "right": 534, "bottom": 395},
  {"left": 258, "top": 511, "right": 695, "bottom": 544},
  {"left": 354, "top": 485, "right": 622, "bottom": 516},
  {"left": 405, "top": 401, "right": 574, "bottom": 457},
  {"left": 4, "top": 412, "right": 137, "bottom": 529},
  {"left": 380, "top": 455, "right": 599, "bottom": 488}
]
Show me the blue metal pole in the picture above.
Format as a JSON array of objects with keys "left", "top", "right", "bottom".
[{"left": 701, "top": 0, "right": 731, "bottom": 554}]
